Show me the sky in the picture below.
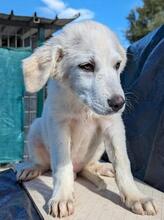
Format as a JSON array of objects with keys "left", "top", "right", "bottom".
[{"left": 0, "top": 0, "right": 143, "bottom": 47}]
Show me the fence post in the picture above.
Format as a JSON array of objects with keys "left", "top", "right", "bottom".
[{"left": 36, "top": 27, "right": 45, "bottom": 117}]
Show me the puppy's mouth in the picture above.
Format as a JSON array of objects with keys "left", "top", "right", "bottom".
[
  {"left": 85, "top": 100, "right": 115, "bottom": 116},
  {"left": 78, "top": 94, "right": 124, "bottom": 116},
  {"left": 88, "top": 102, "right": 125, "bottom": 116},
  {"left": 91, "top": 106, "right": 115, "bottom": 116},
  {"left": 90, "top": 98, "right": 126, "bottom": 116}
]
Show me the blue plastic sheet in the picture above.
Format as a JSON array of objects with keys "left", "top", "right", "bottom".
[
  {"left": 0, "top": 169, "right": 41, "bottom": 220},
  {"left": 121, "top": 25, "right": 164, "bottom": 192},
  {"left": 0, "top": 48, "right": 31, "bottom": 163}
]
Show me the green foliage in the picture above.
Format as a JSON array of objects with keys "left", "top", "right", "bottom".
[{"left": 126, "top": 0, "right": 164, "bottom": 43}]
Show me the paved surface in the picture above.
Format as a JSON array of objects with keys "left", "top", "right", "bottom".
[{"left": 24, "top": 172, "right": 164, "bottom": 220}]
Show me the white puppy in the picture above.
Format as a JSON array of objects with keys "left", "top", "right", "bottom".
[{"left": 18, "top": 21, "right": 157, "bottom": 218}]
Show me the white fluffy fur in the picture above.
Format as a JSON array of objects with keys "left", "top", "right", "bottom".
[{"left": 19, "top": 21, "right": 157, "bottom": 218}]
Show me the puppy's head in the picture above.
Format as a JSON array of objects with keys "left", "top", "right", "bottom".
[{"left": 23, "top": 21, "right": 126, "bottom": 115}]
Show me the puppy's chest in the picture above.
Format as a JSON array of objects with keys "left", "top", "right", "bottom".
[{"left": 70, "top": 118, "right": 99, "bottom": 168}]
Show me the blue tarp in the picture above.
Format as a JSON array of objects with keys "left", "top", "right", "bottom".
[
  {"left": 0, "top": 48, "right": 31, "bottom": 163},
  {"left": 121, "top": 25, "right": 164, "bottom": 192},
  {"left": 0, "top": 169, "right": 41, "bottom": 220}
]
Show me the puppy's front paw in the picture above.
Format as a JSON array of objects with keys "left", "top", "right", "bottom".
[
  {"left": 49, "top": 163, "right": 74, "bottom": 217},
  {"left": 48, "top": 196, "right": 74, "bottom": 218},
  {"left": 123, "top": 195, "right": 158, "bottom": 215}
]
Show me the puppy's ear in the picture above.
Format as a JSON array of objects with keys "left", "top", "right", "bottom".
[{"left": 22, "top": 44, "right": 63, "bottom": 93}]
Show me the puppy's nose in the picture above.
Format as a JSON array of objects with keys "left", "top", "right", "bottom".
[{"left": 107, "top": 95, "right": 125, "bottom": 112}]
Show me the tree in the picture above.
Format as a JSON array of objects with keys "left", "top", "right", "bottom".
[{"left": 126, "top": 0, "right": 164, "bottom": 43}]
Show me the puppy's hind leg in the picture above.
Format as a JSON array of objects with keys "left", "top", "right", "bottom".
[
  {"left": 80, "top": 144, "right": 114, "bottom": 190},
  {"left": 17, "top": 118, "right": 50, "bottom": 181}
]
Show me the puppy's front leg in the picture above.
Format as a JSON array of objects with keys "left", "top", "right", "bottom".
[
  {"left": 47, "top": 120, "right": 74, "bottom": 218},
  {"left": 103, "top": 115, "right": 157, "bottom": 215}
]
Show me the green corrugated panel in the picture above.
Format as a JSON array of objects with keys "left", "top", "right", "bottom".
[{"left": 0, "top": 47, "right": 31, "bottom": 163}]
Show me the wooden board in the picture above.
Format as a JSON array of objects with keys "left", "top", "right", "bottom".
[{"left": 24, "top": 172, "right": 164, "bottom": 220}]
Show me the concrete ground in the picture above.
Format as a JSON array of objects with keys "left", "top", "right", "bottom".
[{"left": 23, "top": 172, "right": 164, "bottom": 220}]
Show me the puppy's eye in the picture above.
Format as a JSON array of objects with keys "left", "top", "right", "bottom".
[
  {"left": 78, "top": 63, "right": 95, "bottom": 72},
  {"left": 114, "top": 61, "right": 121, "bottom": 70}
]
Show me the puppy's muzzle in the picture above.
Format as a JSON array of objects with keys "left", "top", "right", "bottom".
[{"left": 107, "top": 95, "right": 125, "bottom": 112}]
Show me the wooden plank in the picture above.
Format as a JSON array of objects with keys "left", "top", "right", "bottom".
[{"left": 24, "top": 172, "right": 164, "bottom": 220}]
